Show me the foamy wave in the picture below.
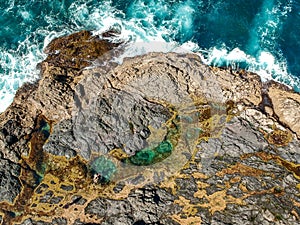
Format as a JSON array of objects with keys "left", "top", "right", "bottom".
[
  {"left": 0, "top": 0, "right": 196, "bottom": 112},
  {"left": 0, "top": 42, "right": 43, "bottom": 112},
  {"left": 0, "top": 0, "right": 199, "bottom": 113},
  {"left": 199, "top": 44, "right": 300, "bottom": 91},
  {"left": 1, "top": 0, "right": 299, "bottom": 113}
]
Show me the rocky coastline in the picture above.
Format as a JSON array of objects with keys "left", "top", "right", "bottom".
[{"left": 0, "top": 31, "right": 300, "bottom": 225}]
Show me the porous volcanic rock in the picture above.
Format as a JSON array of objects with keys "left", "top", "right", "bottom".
[{"left": 0, "top": 31, "right": 300, "bottom": 225}]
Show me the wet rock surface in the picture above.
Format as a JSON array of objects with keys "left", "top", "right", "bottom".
[
  {"left": 44, "top": 30, "right": 118, "bottom": 70},
  {"left": 0, "top": 31, "right": 300, "bottom": 225}
]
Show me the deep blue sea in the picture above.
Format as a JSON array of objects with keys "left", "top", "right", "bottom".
[{"left": 1, "top": 0, "right": 300, "bottom": 112}]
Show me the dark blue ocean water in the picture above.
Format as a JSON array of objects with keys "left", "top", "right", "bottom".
[{"left": 0, "top": 0, "right": 299, "bottom": 111}]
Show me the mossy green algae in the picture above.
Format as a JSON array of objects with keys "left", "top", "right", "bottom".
[{"left": 129, "top": 140, "right": 173, "bottom": 166}]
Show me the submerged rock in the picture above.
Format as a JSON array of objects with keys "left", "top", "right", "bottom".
[
  {"left": 90, "top": 156, "right": 117, "bottom": 184},
  {"left": 0, "top": 31, "right": 300, "bottom": 225}
]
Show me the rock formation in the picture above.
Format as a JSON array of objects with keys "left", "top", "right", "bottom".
[{"left": 0, "top": 31, "right": 300, "bottom": 225}]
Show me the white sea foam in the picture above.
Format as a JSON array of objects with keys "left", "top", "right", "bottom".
[
  {"left": 199, "top": 43, "right": 300, "bottom": 91},
  {"left": 0, "top": 0, "right": 299, "bottom": 113},
  {"left": 0, "top": 44, "right": 43, "bottom": 112}
]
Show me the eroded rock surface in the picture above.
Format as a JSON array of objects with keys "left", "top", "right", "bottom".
[
  {"left": 0, "top": 30, "right": 120, "bottom": 222},
  {"left": 0, "top": 31, "right": 300, "bottom": 225}
]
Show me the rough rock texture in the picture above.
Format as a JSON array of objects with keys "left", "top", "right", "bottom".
[
  {"left": 44, "top": 30, "right": 119, "bottom": 70},
  {"left": 0, "top": 31, "right": 300, "bottom": 225},
  {"left": 0, "top": 158, "right": 21, "bottom": 204},
  {"left": 0, "top": 30, "right": 120, "bottom": 222},
  {"left": 268, "top": 87, "right": 300, "bottom": 137}
]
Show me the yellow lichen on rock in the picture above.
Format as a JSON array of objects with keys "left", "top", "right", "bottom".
[
  {"left": 263, "top": 125, "right": 293, "bottom": 147},
  {"left": 171, "top": 214, "right": 202, "bottom": 225},
  {"left": 216, "top": 163, "right": 265, "bottom": 177}
]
